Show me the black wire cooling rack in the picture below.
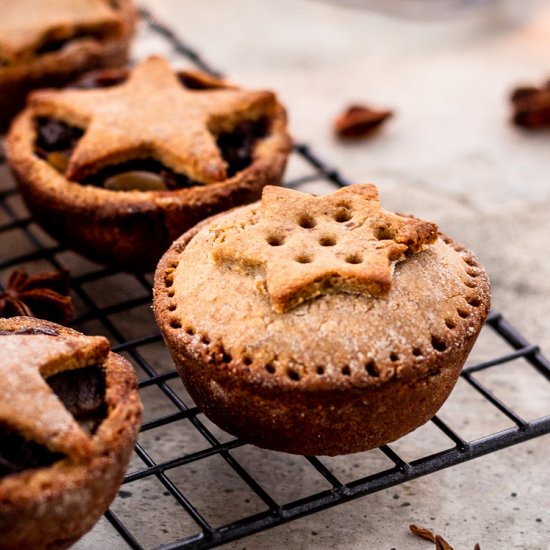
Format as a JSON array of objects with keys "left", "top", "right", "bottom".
[{"left": 1, "top": 7, "right": 550, "bottom": 550}]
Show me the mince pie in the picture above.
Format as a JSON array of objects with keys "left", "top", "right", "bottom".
[
  {"left": 0, "top": 317, "right": 142, "bottom": 550},
  {"left": 153, "top": 184, "right": 490, "bottom": 456},
  {"left": 0, "top": 0, "right": 135, "bottom": 130},
  {"left": 6, "top": 56, "right": 292, "bottom": 270}
]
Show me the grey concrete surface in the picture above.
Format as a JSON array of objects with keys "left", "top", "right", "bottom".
[{"left": 3, "top": 0, "right": 549, "bottom": 549}]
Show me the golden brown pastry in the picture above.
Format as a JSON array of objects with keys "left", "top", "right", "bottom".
[
  {"left": 6, "top": 56, "right": 292, "bottom": 270},
  {"left": 0, "top": 0, "right": 135, "bottom": 130},
  {"left": 153, "top": 184, "right": 490, "bottom": 456},
  {"left": 0, "top": 317, "right": 142, "bottom": 550}
]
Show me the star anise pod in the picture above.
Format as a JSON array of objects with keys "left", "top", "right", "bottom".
[
  {"left": 0, "top": 268, "right": 73, "bottom": 324},
  {"left": 334, "top": 104, "right": 393, "bottom": 139},
  {"left": 435, "top": 534, "right": 454, "bottom": 550},
  {"left": 410, "top": 524, "right": 437, "bottom": 543},
  {"left": 409, "top": 524, "right": 480, "bottom": 550},
  {"left": 511, "top": 79, "right": 550, "bottom": 128}
]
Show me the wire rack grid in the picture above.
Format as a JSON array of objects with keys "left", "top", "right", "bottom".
[{"left": 0, "top": 7, "right": 549, "bottom": 550}]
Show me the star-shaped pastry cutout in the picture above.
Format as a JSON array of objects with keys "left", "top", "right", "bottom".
[
  {"left": 0, "top": 332, "right": 109, "bottom": 461},
  {"left": 1, "top": 0, "right": 120, "bottom": 62},
  {"left": 211, "top": 184, "right": 438, "bottom": 313},
  {"left": 29, "top": 56, "right": 279, "bottom": 183}
]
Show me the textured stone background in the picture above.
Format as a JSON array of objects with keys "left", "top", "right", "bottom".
[{"left": 63, "top": 0, "right": 550, "bottom": 548}]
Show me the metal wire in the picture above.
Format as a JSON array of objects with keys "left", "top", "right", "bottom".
[{"left": 0, "top": 8, "right": 549, "bottom": 550}]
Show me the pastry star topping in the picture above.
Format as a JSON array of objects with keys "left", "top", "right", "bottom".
[
  {"left": 0, "top": 332, "right": 109, "bottom": 461},
  {"left": 29, "top": 56, "right": 278, "bottom": 183},
  {"left": 212, "top": 184, "right": 438, "bottom": 312}
]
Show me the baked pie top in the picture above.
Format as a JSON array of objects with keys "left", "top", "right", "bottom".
[
  {"left": 0, "top": 0, "right": 123, "bottom": 65},
  {"left": 0, "top": 323, "right": 113, "bottom": 478},
  {"left": 212, "top": 184, "right": 438, "bottom": 312},
  {"left": 0, "top": 317, "right": 142, "bottom": 550},
  {"left": 28, "top": 56, "right": 281, "bottom": 185},
  {"left": 155, "top": 183, "right": 490, "bottom": 388}
]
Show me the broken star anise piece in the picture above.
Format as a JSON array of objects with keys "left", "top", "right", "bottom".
[
  {"left": 409, "top": 524, "right": 437, "bottom": 543},
  {"left": 0, "top": 268, "right": 73, "bottom": 324},
  {"left": 511, "top": 79, "right": 550, "bottom": 129},
  {"left": 409, "top": 524, "right": 481, "bottom": 550},
  {"left": 334, "top": 104, "right": 393, "bottom": 139},
  {"left": 435, "top": 534, "right": 455, "bottom": 550}
]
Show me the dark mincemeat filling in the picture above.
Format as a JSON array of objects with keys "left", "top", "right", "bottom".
[
  {"left": 35, "top": 29, "right": 111, "bottom": 57},
  {"left": 178, "top": 72, "right": 223, "bottom": 90},
  {"left": 71, "top": 69, "right": 129, "bottom": 90},
  {"left": 217, "top": 117, "right": 269, "bottom": 177},
  {"left": 0, "top": 327, "right": 59, "bottom": 336},
  {"left": 46, "top": 364, "right": 108, "bottom": 435},
  {"left": 0, "top": 424, "right": 64, "bottom": 478},
  {"left": 35, "top": 117, "right": 83, "bottom": 155},
  {"left": 0, "top": 364, "right": 107, "bottom": 479},
  {"left": 34, "top": 115, "right": 270, "bottom": 190},
  {"left": 0, "top": 29, "right": 109, "bottom": 67},
  {"left": 80, "top": 158, "right": 203, "bottom": 191},
  {"left": 72, "top": 70, "right": 222, "bottom": 92}
]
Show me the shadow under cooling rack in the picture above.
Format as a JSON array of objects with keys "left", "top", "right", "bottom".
[{"left": 0, "top": 7, "right": 549, "bottom": 550}]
